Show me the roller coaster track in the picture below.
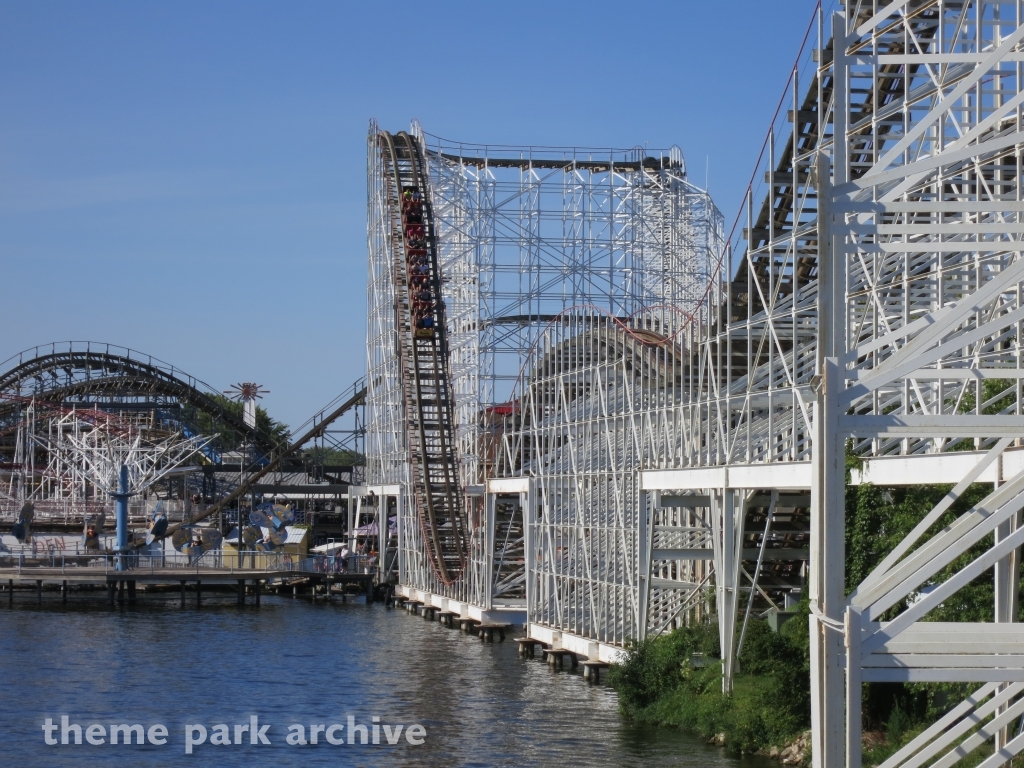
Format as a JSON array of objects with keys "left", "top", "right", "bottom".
[
  {"left": 158, "top": 378, "right": 366, "bottom": 541},
  {"left": 0, "top": 343, "right": 368, "bottom": 540},
  {"left": 0, "top": 342, "right": 278, "bottom": 456},
  {"left": 377, "top": 129, "right": 467, "bottom": 585}
]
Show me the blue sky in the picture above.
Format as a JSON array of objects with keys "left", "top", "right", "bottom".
[{"left": 0, "top": 0, "right": 818, "bottom": 428}]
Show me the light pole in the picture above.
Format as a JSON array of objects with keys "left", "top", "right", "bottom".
[
  {"left": 113, "top": 465, "right": 130, "bottom": 571},
  {"left": 226, "top": 382, "right": 267, "bottom": 570}
]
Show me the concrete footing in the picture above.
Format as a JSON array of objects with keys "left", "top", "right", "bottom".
[
  {"left": 477, "top": 624, "right": 508, "bottom": 643},
  {"left": 582, "top": 661, "right": 609, "bottom": 683},
  {"left": 517, "top": 638, "right": 548, "bottom": 658},
  {"left": 544, "top": 649, "right": 579, "bottom": 669}
]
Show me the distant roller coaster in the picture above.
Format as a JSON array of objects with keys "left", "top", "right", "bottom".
[
  {"left": 0, "top": 342, "right": 276, "bottom": 454},
  {"left": 0, "top": 342, "right": 365, "bottom": 537}
]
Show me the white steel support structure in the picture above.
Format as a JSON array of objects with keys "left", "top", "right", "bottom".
[
  {"left": 366, "top": 120, "right": 723, "bottom": 621},
  {"left": 372, "top": 4, "right": 1024, "bottom": 765},
  {"left": 818, "top": 3, "right": 1024, "bottom": 765}
]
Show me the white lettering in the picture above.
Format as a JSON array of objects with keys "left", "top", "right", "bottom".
[
  {"left": 383, "top": 724, "right": 403, "bottom": 744},
  {"left": 185, "top": 724, "right": 207, "bottom": 754},
  {"left": 85, "top": 724, "right": 105, "bottom": 745},
  {"left": 109, "top": 724, "right": 144, "bottom": 745},
  {"left": 325, "top": 723, "right": 345, "bottom": 745},
  {"left": 286, "top": 724, "right": 307, "bottom": 745},
  {"left": 42, "top": 718, "right": 58, "bottom": 746},
  {"left": 147, "top": 724, "right": 168, "bottom": 746},
  {"left": 210, "top": 724, "right": 231, "bottom": 745},
  {"left": 347, "top": 715, "right": 367, "bottom": 745},
  {"left": 310, "top": 724, "right": 325, "bottom": 744},
  {"left": 405, "top": 724, "right": 426, "bottom": 745},
  {"left": 250, "top": 715, "right": 270, "bottom": 745},
  {"left": 61, "top": 716, "right": 81, "bottom": 745}
]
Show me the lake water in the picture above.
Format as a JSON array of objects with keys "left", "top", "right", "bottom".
[{"left": 0, "top": 590, "right": 773, "bottom": 767}]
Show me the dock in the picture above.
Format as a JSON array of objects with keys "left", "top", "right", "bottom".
[{"left": 0, "top": 551, "right": 377, "bottom": 605}]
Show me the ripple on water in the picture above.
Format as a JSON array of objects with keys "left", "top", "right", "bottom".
[{"left": 0, "top": 595, "right": 773, "bottom": 767}]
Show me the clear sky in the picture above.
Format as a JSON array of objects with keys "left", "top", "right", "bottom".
[{"left": 0, "top": 0, "right": 818, "bottom": 429}]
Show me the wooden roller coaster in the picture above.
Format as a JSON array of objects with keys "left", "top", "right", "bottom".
[{"left": 377, "top": 130, "right": 467, "bottom": 585}]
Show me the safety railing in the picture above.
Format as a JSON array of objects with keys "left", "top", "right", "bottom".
[
  {"left": 0, "top": 549, "right": 308, "bottom": 575},
  {"left": 299, "top": 554, "right": 375, "bottom": 576}
]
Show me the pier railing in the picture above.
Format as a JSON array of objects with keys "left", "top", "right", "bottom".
[{"left": 0, "top": 549, "right": 377, "bottom": 577}]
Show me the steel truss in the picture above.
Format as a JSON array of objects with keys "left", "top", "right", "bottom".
[
  {"left": 367, "top": 7, "right": 1024, "bottom": 762},
  {"left": 823, "top": 3, "right": 1024, "bottom": 765},
  {"left": 499, "top": 316, "right": 716, "bottom": 646},
  {"left": 641, "top": 2, "right": 1024, "bottom": 765},
  {"left": 366, "top": 121, "right": 723, "bottom": 613}
]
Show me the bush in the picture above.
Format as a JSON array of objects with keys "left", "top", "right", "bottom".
[{"left": 609, "top": 609, "right": 811, "bottom": 753}]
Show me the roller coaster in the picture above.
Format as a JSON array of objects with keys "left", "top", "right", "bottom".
[
  {"left": 12, "top": 3, "right": 1024, "bottom": 763},
  {"left": 0, "top": 342, "right": 366, "bottom": 537},
  {"left": 375, "top": 130, "right": 467, "bottom": 586},
  {"left": 366, "top": 4, "right": 1024, "bottom": 765},
  {"left": 0, "top": 342, "right": 279, "bottom": 458}
]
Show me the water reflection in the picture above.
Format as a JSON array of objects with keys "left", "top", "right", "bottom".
[{"left": 0, "top": 595, "right": 772, "bottom": 767}]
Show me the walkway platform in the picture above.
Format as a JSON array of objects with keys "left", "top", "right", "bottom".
[
  {"left": 395, "top": 585, "right": 526, "bottom": 626},
  {"left": 0, "top": 566, "right": 293, "bottom": 586}
]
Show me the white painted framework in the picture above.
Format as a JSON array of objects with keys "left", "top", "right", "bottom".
[
  {"left": 818, "top": 3, "right": 1024, "bottom": 765},
  {"left": 368, "top": 5, "right": 1024, "bottom": 762},
  {"left": 366, "top": 121, "right": 723, "bottom": 624}
]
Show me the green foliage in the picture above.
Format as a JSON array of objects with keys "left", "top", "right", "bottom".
[
  {"left": 949, "top": 379, "right": 1015, "bottom": 451},
  {"left": 609, "top": 621, "right": 719, "bottom": 712},
  {"left": 611, "top": 440, "right": 1023, "bottom": 761},
  {"left": 845, "top": 480, "right": 995, "bottom": 623},
  {"left": 610, "top": 611, "right": 810, "bottom": 753},
  {"left": 885, "top": 702, "right": 912, "bottom": 746},
  {"left": 183, "top": 393, "right": 290, "bottom": 453},
  {"left": 955, "top": 378, "right": 1016, "bottom": 416}
]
